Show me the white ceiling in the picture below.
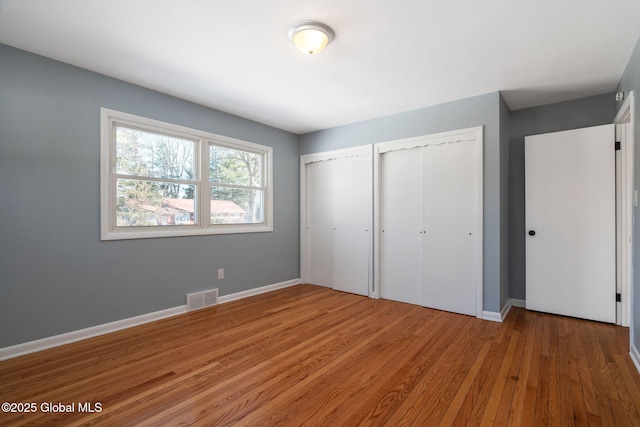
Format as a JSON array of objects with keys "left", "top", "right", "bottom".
[{"left": 1, "top": 0, "right": 639, "bottom": 134}]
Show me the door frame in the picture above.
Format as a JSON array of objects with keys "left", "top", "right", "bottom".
[
  {"left": 373, "top": 126, "right": 484, "bottom": 317},
  {"left": 300, "top": 145, "right": 374, "bottom": 296},
  {"left": 614, "top": 91, "right": 635, "bottom": 328}
]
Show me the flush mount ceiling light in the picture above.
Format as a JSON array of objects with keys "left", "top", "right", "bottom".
[{"left": 288, "top": 21, "right": 334, "bottom": 55}]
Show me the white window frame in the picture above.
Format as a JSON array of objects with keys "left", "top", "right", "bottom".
[{"left": 100, "top": 108, "right": 273, "bottom": 240}]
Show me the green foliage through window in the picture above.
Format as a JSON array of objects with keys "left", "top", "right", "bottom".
[
  {"left": 115, "top": 126, "right": 196, "bottom": 227},
  {"left": 102, "top": 108, "right": 272, "bottom": 239},
  {"left": 209, "top": 146, "right": 264, "bottom": 224}
]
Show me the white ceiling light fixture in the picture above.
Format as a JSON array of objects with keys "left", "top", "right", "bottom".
[{"left": 288, "top": 21, "right": 334, "bottom": 55}]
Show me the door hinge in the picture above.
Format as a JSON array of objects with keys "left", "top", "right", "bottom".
[
  {"left": 615, "top": 141, "right": 621, "bottom": 150},
  {"left": 616, "top": 292, "right": 621, "bottom": 302}
]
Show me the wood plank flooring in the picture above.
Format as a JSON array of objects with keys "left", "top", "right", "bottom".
[{"left": 1, "top": 284, "right": 640, "bottom": 426}]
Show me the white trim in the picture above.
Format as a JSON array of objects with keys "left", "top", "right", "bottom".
[
  {"left": 0, "top": 278, "right": 300, "bottom": 361},
  {"left": 300, "top": 155, "right": 309, "bottom": 285},
  {"left": 482, "top": 311, "right": 503, "bottom": 322},
  {"left": 100, "top": 108, "right": 274, "bottom": 240},
  {"left": 482, "top": 298, "right": 513, "bottom": 323},
  {"left": 372, "top": 143, "right": 381, "bottom": 299},
  {"left": 475, "top": 128, "right": 485, "bottom": 318},
  {"left": 631, "top": 344, "right": 640, "bottom": 375},
  {"left": 614, "top": 91, "right": 634, "bottom": 329},
  {"left": 0, "top": 306, "right": 185, "bottom": 361},
  {"left": 218, "top": 278, "right": 301, "bottom": 303},
  {"left": 500, "top": 299, "right": 513, "bottom": 321},
  {"left": 501, "top": 299, "right": 513, "bottom": 320},
  {"left": 511, "top": 298, "right": 526, "bottom": 308},
  {"left": 300, "top": 145, "right": 371, "bottom": 164},
  {"left": 375, "top": 126, "right": 482, "bottom": 154},
  {"left": 374, "top": 126, "right": 484, "bottom": 318}
]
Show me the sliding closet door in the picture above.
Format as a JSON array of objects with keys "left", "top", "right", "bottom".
[
  {"left": 306, "top": 160, "right": 333, "bottom": 288},
  {"left": 421, "top": 140, "right": 477, "bottom": 316},
  {"left": 380, "top": 147, "right": 422, "bottom": 304},
  {"left": 376, "top": 127, "right": 482, "bottom": 316},
  {"left": 332, "top": 155, "right": 371, "bottom": 296},
  {"left": 303, "top": 146, "right": 372, "bottom": 297}
]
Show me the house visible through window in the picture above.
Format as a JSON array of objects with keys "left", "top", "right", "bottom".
[
  {"left": 209, "top": 145, "right": 264, "bottom": 225},
  {"left": 101, "top": 108, "right": 273, "bottom": 240},
  {"left": 115, "top": 126, "right": 197, "bottom": 227}
]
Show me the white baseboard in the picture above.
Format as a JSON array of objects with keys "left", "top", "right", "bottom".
[
  {"left": 218, "top": 278, "right": 300, "bottom": 304},
  {"left": 510, "top": 298, "right": 526, "bottom": 308},
  {"left": 482, "top": 298, "right": 520, "bottom": 323},
  {"left": 0, "top": 305, "right": 186, "bottom": 362},
  {"left": 500, "top": 299, "right": 513, "bottom": 321},
  {"left": 482, "top": 310, "right": 503, "bottom": 322},
  {"left": 0, "top": 278, "right": 301, "bottom": 361},
  {"left": 631, "top": 343, "right": 640, "bottom": 375}
]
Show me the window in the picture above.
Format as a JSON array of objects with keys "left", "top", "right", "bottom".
[{"left": 101, "top": 108, "right": 273, "bottom": 240}]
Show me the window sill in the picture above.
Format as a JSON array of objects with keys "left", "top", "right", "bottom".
[{"left": 101, "top": 224, "right": 273, "bottom": 241}]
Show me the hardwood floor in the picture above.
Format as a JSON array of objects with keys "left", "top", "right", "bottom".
[{"left": 1, "top": 284, "right": 640, "bottom": 426}]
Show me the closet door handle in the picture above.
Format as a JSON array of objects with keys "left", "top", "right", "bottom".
[{"left": 528, "top": 230, "right": 536, "bottom": 236}]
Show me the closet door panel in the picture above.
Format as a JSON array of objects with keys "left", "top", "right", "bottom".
[
  {"left": 333, "top": 155, "right": 370, "bottom": 296},
  {"left": 306, "top": 160, "right": 334, "bottom": 288},
  {"left": 421, "top": 141, "right": 477, "bottom": 315},
  {"left": 380, "top": 148, "right": 422, "bottom": 304}
]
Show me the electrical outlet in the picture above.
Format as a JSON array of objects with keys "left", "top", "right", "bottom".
[
  {"left": 217, "top": 268, "right": 224, "bottom": 280},
  {"left": 616, "top": 92, "right": 624, "bottom": 101}
]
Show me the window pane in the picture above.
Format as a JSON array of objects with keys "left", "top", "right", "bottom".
[
  {"left": 210, "top": 187, "right": 263, "bottom": 224},
  {"left": 116, "top": 126, "right": 195, "bottom": 180},
  {"left": 116, "top": 178, "right": 196, "bottom": 226},
  {"left": 209, "top": 146, "right": 262, "bottom": 187}
]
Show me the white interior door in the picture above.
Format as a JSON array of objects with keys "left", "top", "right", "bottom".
[
  {"left": 306, "top": 160, "right": 333, "bottom": 288},
  {"left": 525, "top": 124, "right": 616, "bottom": 323},
  {"left": 332, "top": 155, "right": 371, "bottom": 296},
  {"left": 421, "top": 140, "right": 477, "bottom": 315},
  {"left": 380, "top": 147, "right": 422, "bottom": 304}
]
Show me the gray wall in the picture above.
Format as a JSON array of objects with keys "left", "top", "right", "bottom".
[
  {"left": 299, "top": 92, "right": 506, "bottom": 313},
  {"left": 508, "top": 93, "right": 616, "bottom": 301},
  {"left": 616, "top": 35, "right": 640, "bottom": 350},
  {"left": 0, "top": 44, "right": 300, "bottom": 348}
]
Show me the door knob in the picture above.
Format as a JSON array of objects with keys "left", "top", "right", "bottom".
[{"left": 528, "top": 230, "right": 536, "bottom": 236}]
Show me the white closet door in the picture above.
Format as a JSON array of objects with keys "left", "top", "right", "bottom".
[
  {"left": 421, "top": 141, "right": 477, "bottom": 316},
  {"left": 332, "top": 155, "right": 371, "bottom": 296},
  {"left": 525, "top": 125, "right": 615, "bottom": 323},
  {"left": 306, "top": 160, "right": 334, "bottom": 288},
  {"left": 380, "top": 148, "right": 422, "bottom": 304}
]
